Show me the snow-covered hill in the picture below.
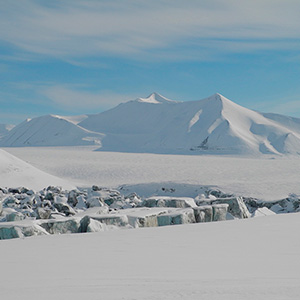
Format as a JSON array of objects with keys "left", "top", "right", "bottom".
[
  {"left": 80, "top": 93, "right": 300, "bottom": 155},
  {"left": 0, "top": 115, "right": 103, "bottom": 147},
  {"left": 2, "top": 93, "right": 300, "bottom": 155},
  {"left": 0, "top": 149, "right": 74, "bottom": 189}
]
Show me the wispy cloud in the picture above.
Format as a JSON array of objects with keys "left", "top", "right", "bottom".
[
  {"left": 0, "top": 112, "right": 33, "bottom": 125},
  {"left": 2, "top": 81, "right": 136, "bottom": 111},
  {"left": 251, "top": 93, "right": 300, "bottom": 117},
  {"left": 41, "top": 85, "right": 136, "bottom": 111},
  {"left": 1, "top": 0, "right": 300, "bottom": 62},
  {"left": 270, "top": 99, "right": 300, "bottom": 117}
]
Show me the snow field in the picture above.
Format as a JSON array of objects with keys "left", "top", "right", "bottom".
[{"left": 5, "top": 147, "right": 300, "bottom": 200}]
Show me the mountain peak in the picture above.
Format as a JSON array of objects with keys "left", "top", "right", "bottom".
[
  {"left": 206, "top": 93, "right": 229, "bottom": 102},
  {"left": 202, "top": 93, "right": 237, "bottom": 110},
  {"left": 136, "top": 92, "right": 176, "bottom": 104}
]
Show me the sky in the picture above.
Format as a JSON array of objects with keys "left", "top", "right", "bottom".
[{"left": 1, "top": 0, "right": 300, "bottom": 124}]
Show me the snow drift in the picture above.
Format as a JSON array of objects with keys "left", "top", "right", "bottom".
[{"left": 0, "top": 149, "right": 74, "bottom": 190}]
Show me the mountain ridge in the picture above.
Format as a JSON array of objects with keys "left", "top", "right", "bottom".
[{"left": 1, "top": 93, "right": 300, "bottom": 156}]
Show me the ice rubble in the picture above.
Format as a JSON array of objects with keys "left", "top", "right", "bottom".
[{"left": 0, "top": 184, "right": 299, "bottom": 240}]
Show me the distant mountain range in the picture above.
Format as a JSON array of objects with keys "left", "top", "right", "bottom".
[{"left": 1, "top": 93, "right": 300, "bottom": 155}]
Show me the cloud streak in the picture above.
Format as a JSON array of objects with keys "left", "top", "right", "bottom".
[
  {"left": 1, "top": 0, "right": 300, "bottom": 62},
  {"left": 41, "top": 85, "right": 136, "bottom": 111}
]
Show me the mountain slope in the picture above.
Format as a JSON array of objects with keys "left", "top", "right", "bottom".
[
  {"left": 79, "top": 93, "right": 300, "bottom": 155},
  {"left": 0, "top": 123, "right": 14, "bottom": 138},
  {"left": 0, "top": 149, "right": 74, "bottom": 189},
  {"left": 0, "top": 115, "right": 104, "bottom": 147}
]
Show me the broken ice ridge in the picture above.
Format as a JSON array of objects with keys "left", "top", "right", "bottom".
[{"left": 1, "top": 185, "right": 299, "bottom": 240}]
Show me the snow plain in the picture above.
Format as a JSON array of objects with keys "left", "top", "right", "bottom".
[
  {"left": 1, "top": 213, "right": 300, "bottom": 300},
  {"left": 5, "top": 146, "right": 300, "bottom": 201}
]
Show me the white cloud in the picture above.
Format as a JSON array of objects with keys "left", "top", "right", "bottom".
[
  {"left": 41, "top": 85, "right": 136, "bottom": 111},
  {"left": 0, "top": 0, "right": 300, "bottom": 61}
]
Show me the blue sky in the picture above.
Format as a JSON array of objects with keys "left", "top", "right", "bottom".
[{"left": 1, "top": 0, "right": 300, "bottom": 124}]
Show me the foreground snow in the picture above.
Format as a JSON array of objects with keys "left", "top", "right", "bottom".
[{"left": 1, "top": 213, "right": 300, "bottom": 300}]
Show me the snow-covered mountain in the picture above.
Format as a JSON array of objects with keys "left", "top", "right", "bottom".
[
  {"left": 0, "top": 123, "right": 14, "bottom": 138},
  {"left": 79, "top": 93, "right": 300, "bottom": 155},
  {"left": 2, "top": 93, "right": 300, "bottom": 155},
  {"left": 0, "top": 149, "right": 74, "bottom": 189},
  {"left": 0, "top": 115, "right": 104, "bottom": 147}
]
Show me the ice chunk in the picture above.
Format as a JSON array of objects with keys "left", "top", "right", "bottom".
[
  {"left": 5, "top": 212, "right": 25, "bottom": 222},
  {"left": 252, "top": 207, "right": 276, "bottom": 217},
  {"left": 212, "top": 204, "right": 229, "bottom": 221},
  {"left": 123, "top": 208, "right": 169, "bottom": 228},
  {"left": 88, "top": 214, "right": 129, "bottom": 227},
  {"left": 86, "top": 196, "right": 105, "bottom": 208},
  {"left": 143, "top": 196, "right": 196, "bottom": 208},
  {"left": 157, "top": 208, "right": 196, "bottom": 226},
  {"left": 39, "top": 218, "right": 80, "bottom": 234},
  {"left": 79, "top": 216, "right": 107, "bottom": 233},
  {"left": 36, "top": 207, "right": 51, "bottom": 219},
  {"left": 197, "top": 197, "right": 250, "bottom": 219},
  {"left": 193, "top": 205, "right": 213, "bottom": 222},
  {"left": 0, "top": 224, "right": 48, "bottom": 240}
]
